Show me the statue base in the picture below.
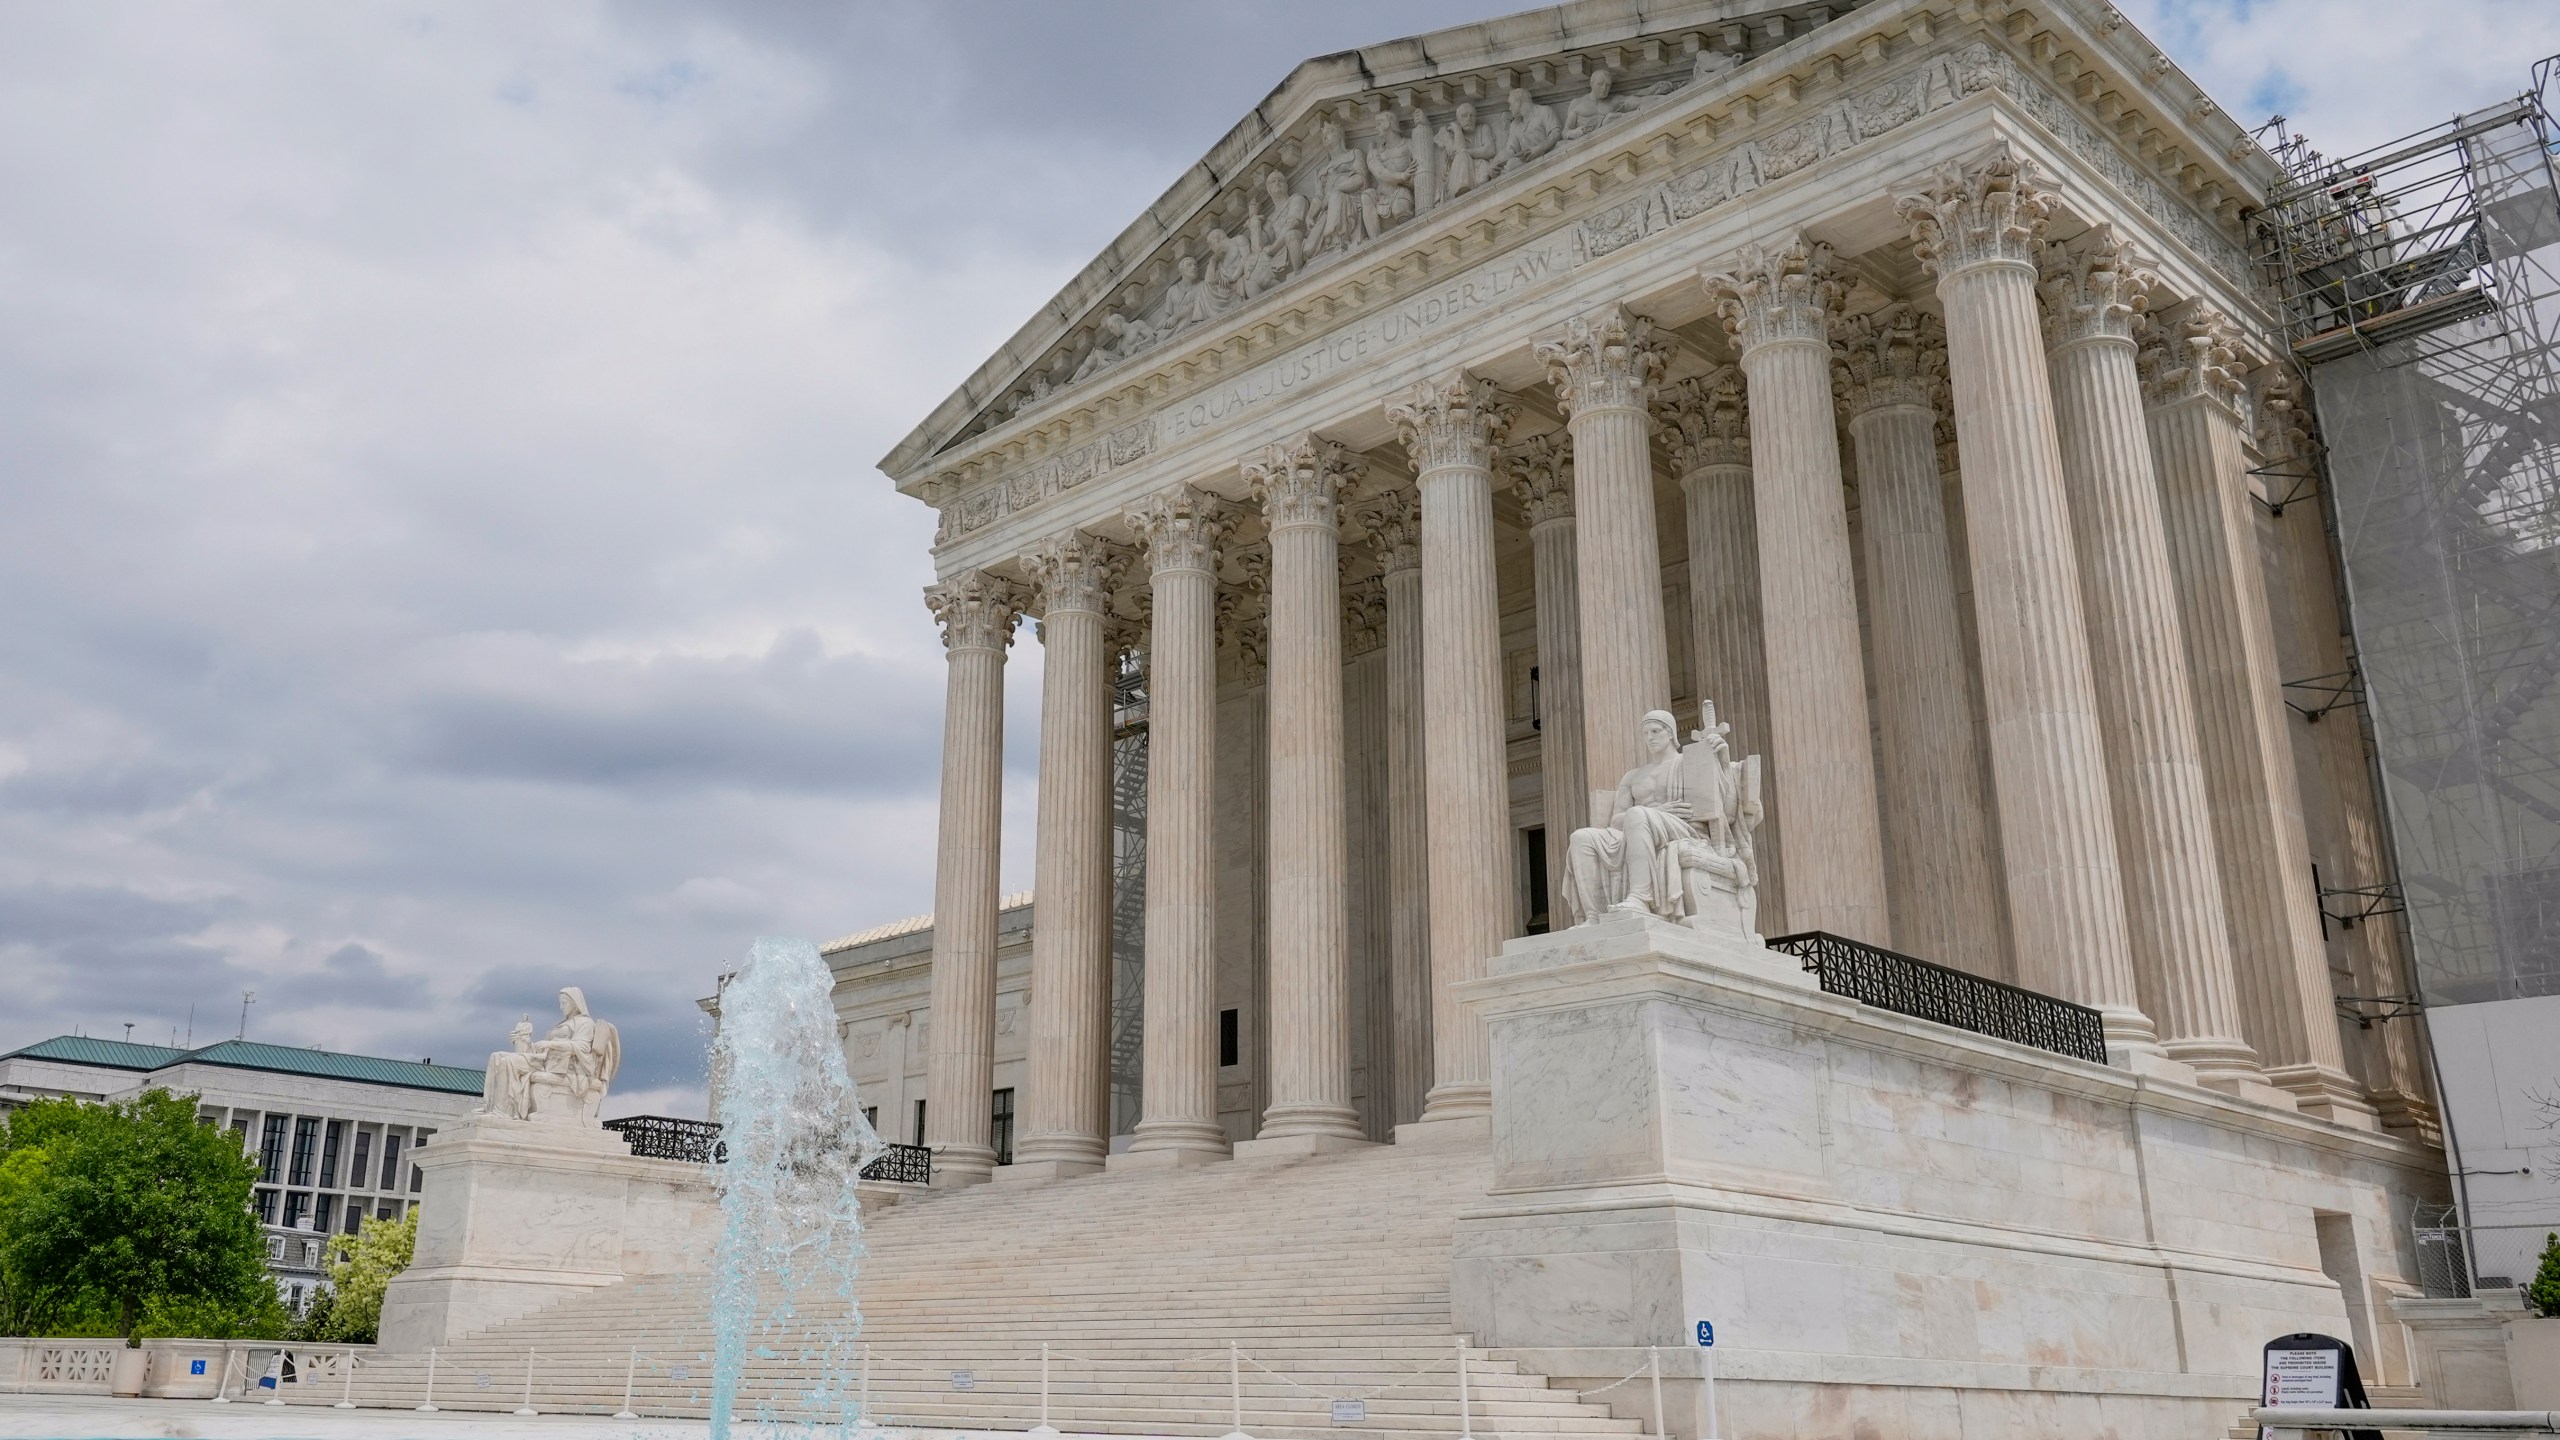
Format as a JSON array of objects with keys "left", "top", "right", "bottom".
[{"left": 377, "top": 1115, "right": 718, "bottom": 1352}]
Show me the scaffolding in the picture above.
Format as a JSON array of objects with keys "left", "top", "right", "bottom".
[
  {"left": 1108, "top": 652, "right": 1149, "bottom": 1138},
  {"left": 2257, "top": 64, "right": 2560, "bottom": 1010}
]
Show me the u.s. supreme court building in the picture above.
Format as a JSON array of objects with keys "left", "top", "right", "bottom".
[{"left": 840, "top": 0, "right": 2472, "bottom": 1428}]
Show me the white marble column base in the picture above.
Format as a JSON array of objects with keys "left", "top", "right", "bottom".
[
  {"left": 1391, "top": 1113, "right": 1493, "bottom": 1146},
  {"left": 1105, "top": 1142, "right": 1231, "bottom": 1172},
  {"left": 931, "top": 1144, "right": 998, "bottom": 1188},
  {"left": 1233, "top": 1131, "right": 1374, "bottom": 1160},
  {"left": 995, "top": 1156, "right": 1105, "bottom": 1184}
]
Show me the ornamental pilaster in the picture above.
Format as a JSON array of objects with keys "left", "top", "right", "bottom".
[
  {"left": 1702, "top": 237, "right": 1845, "bottom": 353},
  {"left": 1896, "top": 147, "right": 2059, "bottom": 278}
]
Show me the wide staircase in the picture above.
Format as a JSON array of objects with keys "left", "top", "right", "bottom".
[{"left": 310, "top": 1137, "right": 1647, "bottom": 1439}]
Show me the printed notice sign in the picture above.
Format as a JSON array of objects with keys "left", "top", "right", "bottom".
[
  {"left": 1330, "top": 1400, "right": 1367, "bottom": 1424},
  {"left": 2264, "top": 1345, "right": 2340, "bottom": 1407},
  {"left": 950, "top": 1370, "right": 976, "bottom": 1391}
]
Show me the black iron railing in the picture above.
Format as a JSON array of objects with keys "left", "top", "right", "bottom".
[
  {"left": 602, "top": 1115, "right": 934, "bottom": 1184},
  {"left": 1764, "top": 931, "right": 2111, "bottom": 1066}
]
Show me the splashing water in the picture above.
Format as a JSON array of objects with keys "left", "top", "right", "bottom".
[{"left": 708, "top": 935, "right": 886, "bottom": 1439}]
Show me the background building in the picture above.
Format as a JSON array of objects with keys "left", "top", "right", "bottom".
[{"left": 0, "top": 1034, "right": 484, "bottom": 1313}]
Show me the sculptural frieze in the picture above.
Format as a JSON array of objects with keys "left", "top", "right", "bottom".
[
  {"left": 480, "top": 987, "right": 623, "bottom": 1125},
  {"left": 1562, "top": 704, "right": 1764, "bottom": 940}
]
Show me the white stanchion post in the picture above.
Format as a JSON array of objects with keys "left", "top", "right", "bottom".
[
  {"left": 1703, "top": 1345, "right": 1719, "bottom": 1440},
  {"left": 613, "top": 1346, "right": 639, "bottom": 1420},
  {"left": 514, "top": 1348, "right": 538, "bottom": 1416},
  {"left": 1647, "top": 1346, "right": 1664, "bottom": 1440},
  {"left": 264, "top": 1350, "right": 284, "bottom": 1406},
  {"left": 1028, "top": 1340, "right": 1059, "bottom": 1438},
  {"left": 1455, "top": 1338, "right": 1476, "bottom": 1440},
  {"left": 417, "top": 1347, "right": 439, "bottom": 1412},
  {"left": 1221, "top": 1340, "right": 1249, "bottom": 1440},
  {"left": 337, "top": 1346, "right": 358, "bottom": 1408},
  {"left": 860, "top": 1345, "right": 873, "bottom": 1434},
  {"left": 211, "top": 1346, "right": 237, "bottom": 1403}
]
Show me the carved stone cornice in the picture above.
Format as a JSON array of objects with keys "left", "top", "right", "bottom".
[
  {"left": 1654, "top": 366, "right": 1751, "bottom": 474},
  {"left": 1342, "top": 575, "right": 1388, "bottom": 657},
  {"left": 1021, "top": 531, "right": 1125, "bottom": 617},
  {"left": 1832, "top": 305, "right": 1945, "bottom": 418},
  {"left": 1125, "top": 485, "right": 1234, "bottom": 578},
  {"left": 1354, "top": 488, "right": 1421, "bottom": 576},
  {"left": 1501, "top": 433, "right": 1575, "bottom": 528},
  {"left": 924, "top": 570, "right": 1026, "bottom": 653},
  {"left": 1702, "top": 237, "right": 1844, "bottom": 353},
  {"left": 2135, "top": 306, "right": 2257, "bottom": 418},
  {"left": 2039, "top": 224, "right": 2155, "bottom": 350},
  {"left": 1244, "top": 436, "right": 1360, "bottom": 533},
  {"left": 1388, "top": 372, "right": 1513, "bottom": 476},
  {"left": 1536, "top": 306, "right": 1667, "bottom": 418},
  {"left": 1898, "top": 147, "right": 2059, "bottom": 279}
]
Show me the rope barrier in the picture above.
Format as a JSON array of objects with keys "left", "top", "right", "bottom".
[{"left": 1238, "top": 1349, "right": 1454, "bottom": 1403}]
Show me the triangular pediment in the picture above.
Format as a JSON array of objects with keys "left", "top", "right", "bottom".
[{"left": 878, "top": 0, "right": 1880, "bottom": 484}]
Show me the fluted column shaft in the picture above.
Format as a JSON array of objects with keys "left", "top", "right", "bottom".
[
  {"left": 1013, "top": 539, "right": 1119, "bottom": 1177},
  {"left": 922, "top": 571, "right": 1022, "bottom": 1186},
  {"left": 1705, "top": 241, "right": 1889, "bottom": 942},
  {"left": 2041, "top": 247, "right": 2259, "bottom": 1085},
  {"left": 1540, "top": 310, "right": 1670, "bottom": 797},
  {"left": 1900, "top": 155, "right": 2154, "bottom": 1046},
  {"left": 1391, "top": 375, "right": 1512, "bottom": 1122},
  {"left": 2142, "top": 315, "right": 2373, "bottom": 1125},
  {"left": 1835, "top": 312, "right": 2006, "bottom": 977},
  {"left": 1366, "top": 491, "right": 1433, "bottom": 1127},
  {"left": 1251, "top": 441, "right": 1363, "bottom": 1142},
  {"left": 1125, "top": 488, "right": 1231, "bottom": 1159},
  {"left": 1507, "top": 437, "right": 1585, "bottom": 919}
]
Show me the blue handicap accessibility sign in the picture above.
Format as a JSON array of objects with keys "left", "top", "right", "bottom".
[
  {"left": 190, "top": 1359, "right": 207, "bottom": 1375},
  {"left": 1695, "top": 1320, "right": 1715, "bottom": 1347}
]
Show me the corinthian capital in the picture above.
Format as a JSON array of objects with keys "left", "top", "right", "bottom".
[
  {"left": 2135, "top": 306, "right": 2259, "bottom": 417},
  {"left": 1653, "top": 366, "right": 1750, "bottom": 473},
  {"left": 1244, "top": 435, "right": 1360, "bottom": 532},
  {"left": 2255, "top": 366, "right": 2319, "bottom": 464},
  {"left": 1702, "top": 236, "right": 1845, "bottom": 352},
  {"left": 1342, "top": 575, "right": 1388, "bottom": 657},
  {"left": 1536, "top": 306, "right": 1668, "bottom": 417},
  {"left": 2039, "top": 224, "right": 2155, "bottom": 349},
  {"left": 1021, "top": 531, "right": 1125, "bottom": 617},
  {"left": 923, "top": 569, "right": 1026, "bottom": 653},
  {"left": 1501, "top": 433, "right": 1575, "bottom": 527},
  {"left": 1388, "top": 372, "right": 1513, "bottom": 475},
  {"left": 1897, "top": 147, "right": 2059, "bottom": 278},
  {"left": 1353, "top": 487, "right": 1421, "bottom": 575},
  {"left": 1125, "top": 484, "right": 1233, "bottom": 577},
  {"left": 1832, "top": 305, "right": 1945, "bottom": 417}
]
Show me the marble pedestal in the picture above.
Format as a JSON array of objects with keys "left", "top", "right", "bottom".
[
  {"left": 1449, "top": 913, "right": 2448, "bottom": 1440},
  {"left": 377, "top": 1115, "right": 719, "bottom": 1353}
]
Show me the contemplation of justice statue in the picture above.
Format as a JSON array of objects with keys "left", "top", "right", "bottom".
[
  {"left": 1562, "top": 701, "right": 1765, "bottom": 939},
  {"left": 479, "top": 986, "right": 622, "bottom": 1124}
]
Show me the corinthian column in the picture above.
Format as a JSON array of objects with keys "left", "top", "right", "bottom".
[
  {"left": 1538, "top": 308, "right": 1671, "bottom": 799},
  {"left": 2040, "top": 233, "right": 2263, "bottom": 1090},
  {"left": 1504, "top": 433, "right": 1585, "bottom": 923},
  {"left": 1006, "top": 533, "right": 1122, "bottom": 1182},
  {"left": 1387, "top": 373, "right": 1512, "bottom": 1123},
  {"left": 1833, "top": 306, "right": 2006, "bottom": 977},
  {"left": 921, "top": 569, "right": 1024, "bottom": 1186},
  {"left": 2141, "top": 309, "right": 2375, "bottom": 1126},
  {"left": 1896, "top": 151, "right": 2154, "bottom": 1052},
  {"left": 1241, "top": 437, "right": 1366, "bottom": 1149},
  {"left": 1356, "top": 489, "right": 1432, "bottom": 1126},
  {"left": 1702, "top": 238, "right": 1889, "bottom": 942},
  {"left": 1120, "top": 485, "right": 1234, "bottom": 1163},
  {"left": 1656, "top": 367, "right": 1785, "bottom": 927}
]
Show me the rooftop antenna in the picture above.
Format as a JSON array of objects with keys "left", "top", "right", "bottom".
[
  {"left": 184, "top": 1003, "right": 194, "bottom": 1048},
  {"left": 123, "top": 1023, "right": 134, "bottom": 1042},
  {"left": 238, "top": 989, "right": 255, "bottom": 1041}
]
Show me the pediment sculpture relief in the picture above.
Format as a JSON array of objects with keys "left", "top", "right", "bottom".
[{"left": 1563, "top": 703, "right": 1765, "bottom": 940}]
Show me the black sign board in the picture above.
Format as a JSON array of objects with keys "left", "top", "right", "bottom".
[{"left": 2260, "top": 1332, "right": 2380, "bottom": 1440}]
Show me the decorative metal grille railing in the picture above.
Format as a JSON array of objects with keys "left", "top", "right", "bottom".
[
  {"left": 1764, "top": 931, "right": 2112, "bottom": 1066},
  {"left": 601, "top": 1115, "right": 933, "bottom": 1184}
]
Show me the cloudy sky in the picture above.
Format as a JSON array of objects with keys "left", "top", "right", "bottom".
[{"left": 5, "top": 0, "right": 2556, "bottom": 1118}]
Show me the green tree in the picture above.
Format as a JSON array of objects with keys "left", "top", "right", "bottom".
[
  {"left": 0, "top": 1090, "right": 272, "bottom": 1343},
  {"left": 296, "top": 1210, "right": 415, "bottom": 1344},
  {"left": 2528, "top": 1231, "right": 2560, "bottom": 1319}
]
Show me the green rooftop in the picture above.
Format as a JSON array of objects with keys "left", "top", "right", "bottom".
[{"left": 3, "top": 1035, "right": 484, "bottom": 1096}]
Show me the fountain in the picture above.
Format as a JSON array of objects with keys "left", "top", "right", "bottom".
[{"left": 707, "top": 935, "right": 887, "bottom": 1438}]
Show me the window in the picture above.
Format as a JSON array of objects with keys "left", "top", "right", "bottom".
[
  {"left": 911, "top": 1099, "right": 927, "bottom": 1146},
  {"left": 266, "top": 1235, "right": 284, "bottom": 1260},
  {"left": 376, "top": 1204, "right": 395, "bottom": 1223},
  {"left": 342, "top": 1206, "right": 363, "bottom": 1236},
  {"left": 862, "top": 1106, "right": 878, "bottom": 1131},
  {"left": 318, "top": 1121, "right": 342, "bottom": 1187},
  {"left": 1522, "top": 826, "right": 1551, "bottom": 935},
  {"left": 230, "top": 1115, "right": 251, "bottom": 1150},
  {"left": 255, "top": 1189, "right": 279, "bottom": 1225},
  {"left": 410, "top": 1164, "right": 422, "bottom": 1193},
  {"left": 258, "top": 1116, "right": 287, "bottom": 1183},
  {"left": 288, "top": 1117, "right": 319, "bottom": 1186},
  {"left": 349, "top": 1130, "right": 373, "bottom": 1191},
  {"left": 282, "top": 1192, "right": 308, "bottom": 1229},
  {"left": 991, "top": 1088, "right": 1015, "bottom": 1166},
  {"left": 379, "top": 1133, "right": 403, "bottom": 1190},
  {"left": 314, "top": 1195, "right": 336, "bottom": 1233},
  {"left": 1219, "top": 1009, "right": 1240, "bottom": 1068}
]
